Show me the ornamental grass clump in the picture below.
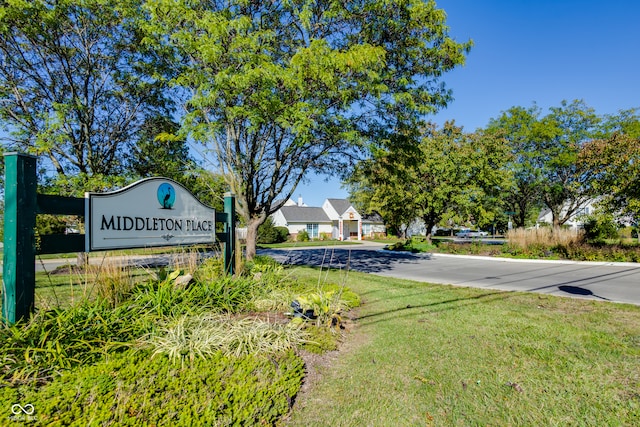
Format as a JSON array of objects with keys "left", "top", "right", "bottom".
[
  {"left": 142, "top": 313, "right": 308, "bottom": 361},
  {"left": 504, "top": 227, "right": 583, "bottom": 258}
]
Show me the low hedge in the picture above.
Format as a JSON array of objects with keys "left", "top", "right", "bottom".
[{"left": 2, "top": 349, "right": 304, "bottom": 426}]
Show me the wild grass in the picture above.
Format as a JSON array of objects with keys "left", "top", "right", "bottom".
[
  {"left": 285, "top": 269, "right": 640, "bottom": 426},
  {"left": 506, "top": 227, "right": 583, "bottom": 248}
]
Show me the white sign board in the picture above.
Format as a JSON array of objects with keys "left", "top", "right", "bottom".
[{"left": 86, "top": 178, "right": 215, "bottom": 251}]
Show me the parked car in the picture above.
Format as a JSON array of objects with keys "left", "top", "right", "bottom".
[{"left": 455, "top": 229, "right": 488, "bottom": 238}]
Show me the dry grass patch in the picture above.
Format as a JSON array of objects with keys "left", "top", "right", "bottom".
[{"left": 506, "top": 227, "right": 583, "bottom": 248}]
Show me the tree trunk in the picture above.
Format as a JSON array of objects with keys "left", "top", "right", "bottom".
[
  {"left": 244, "top": 216, "right": 263, "bottom": 261},
  {"left": 424, "top": 220, "right": 436, "bottom": 244}
]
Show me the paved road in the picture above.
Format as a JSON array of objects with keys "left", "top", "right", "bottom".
[
  {"left": 33, "top": 253, "right": 193, "bottom": 272},
  {"left": 258, "top": 242, "right": 640, "bottom": 306}
]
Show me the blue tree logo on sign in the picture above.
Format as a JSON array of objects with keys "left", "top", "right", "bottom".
[{"left": 157, "top": 183, "right": 176, "bottom": 209}]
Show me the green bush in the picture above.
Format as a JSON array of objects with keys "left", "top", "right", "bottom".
[
  {"left": 275, "top": 226, "right": 290, "bottom": 242},
  {"left": 582, "top": 214, "right": 619, "bottom": 242},
  {"left": 257, "top": 218, "right": 289, "bottom": 244},
  {"left": 296, "top": 229, "right": 310, "bottom": 242},
  {"left": 2, "top": 349, "right": 304, "bottom": 426}
]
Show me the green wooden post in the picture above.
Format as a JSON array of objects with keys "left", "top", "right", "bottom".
[
  {"left": 223, "top": 192, "right": 236, "bottom": 275},
  {"left": 2, "top": 153, "right": 37, "bottom": 324}
]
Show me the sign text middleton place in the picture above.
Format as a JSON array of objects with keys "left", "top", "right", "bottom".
[{"left": 87, "top": 178, "right": 215, "bottom": 251}]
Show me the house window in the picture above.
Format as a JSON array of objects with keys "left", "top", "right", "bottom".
[
  {"left": 306, "top": 223, "right": 319, "bottom": 239},
  {"left": 362, "top": 223, "right": 372, "bottom": 236}
]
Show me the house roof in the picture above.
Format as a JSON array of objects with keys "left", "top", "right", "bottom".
[
  {"left": 326, "top": 198, "right": 353, "bottom": 215},
  {"left": 362, "top": 212, "right": 384, "bottom": 223},
  {"left": 279, "top": 206, "right": 331, "bottom": 223}
]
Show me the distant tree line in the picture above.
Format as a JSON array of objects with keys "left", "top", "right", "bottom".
[{"left": 346, "top": 100, "right": 640, "bottom": 240}]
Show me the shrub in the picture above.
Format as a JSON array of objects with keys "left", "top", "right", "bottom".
[
  {"left": 4, "top": 349, "right": 304, "bottom": 426},
  {"left": 296, "top": 229, "right": 310, "bottom": 242},
  {"left": 0, "top": 300, "right": 145, "bottom": 385},
  {"left": 582, "top": 214, "right": 619, "bottom": 242},
  {"left": 303, "top": 325, "right": 339, "bottom": 354},
  {"left": 275, "top": 226, "right": 290, "bottom": 242},
  {"left": 257, "top": 218, "right": 288, "bottom": 244},
  {"left": 319, "top": 232, "right": 332, "bottom": 241}
]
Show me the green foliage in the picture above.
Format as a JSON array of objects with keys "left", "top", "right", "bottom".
[
  {"left": 385, "top": 237, "right": 438, "bottom": 253},
  {"left": 582, "top": 214, "right": 619, "bottom": 242},
  {"left": 142, "top": 0, "right": 471, "bottom": 260},
  {"left": 257, "top": 217, "right": 288, "bottom": 244},
  {"left": 131, "top": 274, "right": 256, "bottom": 317},
  {"left": 0, "top": 301, "right": 144, "bottom": 385},
  {"left": 128, "top": 114, "right": 196, "bottom": 183},
  {"left": 181, "top": 169, "right": 228, "bottom": 212},
  {"left": 295, "top": 283, "right": 359, "bottom": 330},
  {"left": 1, "top": 253, "right": 363, "bottom": 426},
  {"left": 552, "top": 242, "right": 640, "bottom": 262},
  {"left": 35, "top": 214, "right": 67, "bottom": 235},
  {"left": 276, "top": 227, "right": 291, "bottom": 242},
  {"left": 581, "top": 132, "right": 640, "bottom": 223},
  {"left": 348, "top": 122, "right": 510, "bottom": 241},
  {"left": 302, "top": 325, "right": 340, "bottom": 354},
  {"left": 320, "top": 284, "right": 362, "bottom": 309},
  {"left": 297, "top": 229, "right": 310, "bottom": 242},
  {"left": 0, "top": 0, "right": 173, "bottom": 179},
  {"left": 2, "top": 349, "right": 304, "bottom": 426}
]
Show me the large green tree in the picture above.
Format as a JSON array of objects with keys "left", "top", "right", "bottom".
[
  {"left": 485, "top": 100, "right": 602, "bottom": 229},
  {"left": 485, "top": 105, "right": 544, "bottom": 228},
  {"left": 0, "top": 0, "right": 173, "bottom": 192},
  {"left": 535, "top": 100, "right": 601, "bottom": 227},
  {"left": 143, "top": 0, "right": 471, "bottom": 259},
  {"left": 348, "top": 122, "right": 509, "bottom": 241},
  {"left": 580, "top": 109, "right": 640, "bottom": 229}
]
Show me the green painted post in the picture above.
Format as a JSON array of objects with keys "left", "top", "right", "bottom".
[
  {"left": 2, "top": 153, "right": 37, "bottom": 324},
  {"left": 223, "top": 192, "right": 236, "bottom": 275}
]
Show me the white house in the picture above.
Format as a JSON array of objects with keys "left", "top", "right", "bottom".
[
  {"left": 536, "top": 200, "right": 596, "bottom": 229},
  {"left": 271, "top": 197, "right": 385, "bottom": 240}
]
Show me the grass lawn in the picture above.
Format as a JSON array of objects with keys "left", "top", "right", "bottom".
[{"left": 286, "top": 268, "right": 640, "bottom": 426}]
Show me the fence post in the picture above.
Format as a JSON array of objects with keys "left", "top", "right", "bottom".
[
  {"left": 223, "top": 192, "right": 236, "bottom": 275},
  {"left": 2, "top": 153, "right": 37, "bottom": 324}
]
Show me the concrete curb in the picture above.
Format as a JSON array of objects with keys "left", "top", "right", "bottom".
[{"left": 429, "top": 252, "right": 640, "bottom": 267}]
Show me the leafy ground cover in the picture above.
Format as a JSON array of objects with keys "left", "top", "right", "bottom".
[
  {"left": 285, "top": 268, "right": 640, "bottom": 426},
  {"left": 0, "top": 255, "right": 358, "bottom": 426}
]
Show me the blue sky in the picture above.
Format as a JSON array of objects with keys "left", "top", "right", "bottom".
[{"left": 295, "top": 0, "right": 640, "bottom": 207}]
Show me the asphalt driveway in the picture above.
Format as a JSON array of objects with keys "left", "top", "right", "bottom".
[{"left": 258, "top": 242, "right": 640, "bottom": 306}]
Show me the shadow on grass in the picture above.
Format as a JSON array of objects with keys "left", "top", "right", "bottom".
[{"left": 355, "top": 289, "right": 514, "bottom": 326}]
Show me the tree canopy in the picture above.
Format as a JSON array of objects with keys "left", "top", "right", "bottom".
[
  {"left": 0, "top": 0, "right": 174, "bottom": 192},
  {"left": 486, "top": 100, "right": 602, "bottom": 228},
  {"left": 347, "top": 121, "right": 509, "bottom": 240},
  {"left": 143, "top": 0, "right": 472, "bottom": 258}
]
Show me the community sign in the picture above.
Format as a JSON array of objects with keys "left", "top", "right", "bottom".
[{"left": 86, "top": 178, "right": 215, "bottom": 251}]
